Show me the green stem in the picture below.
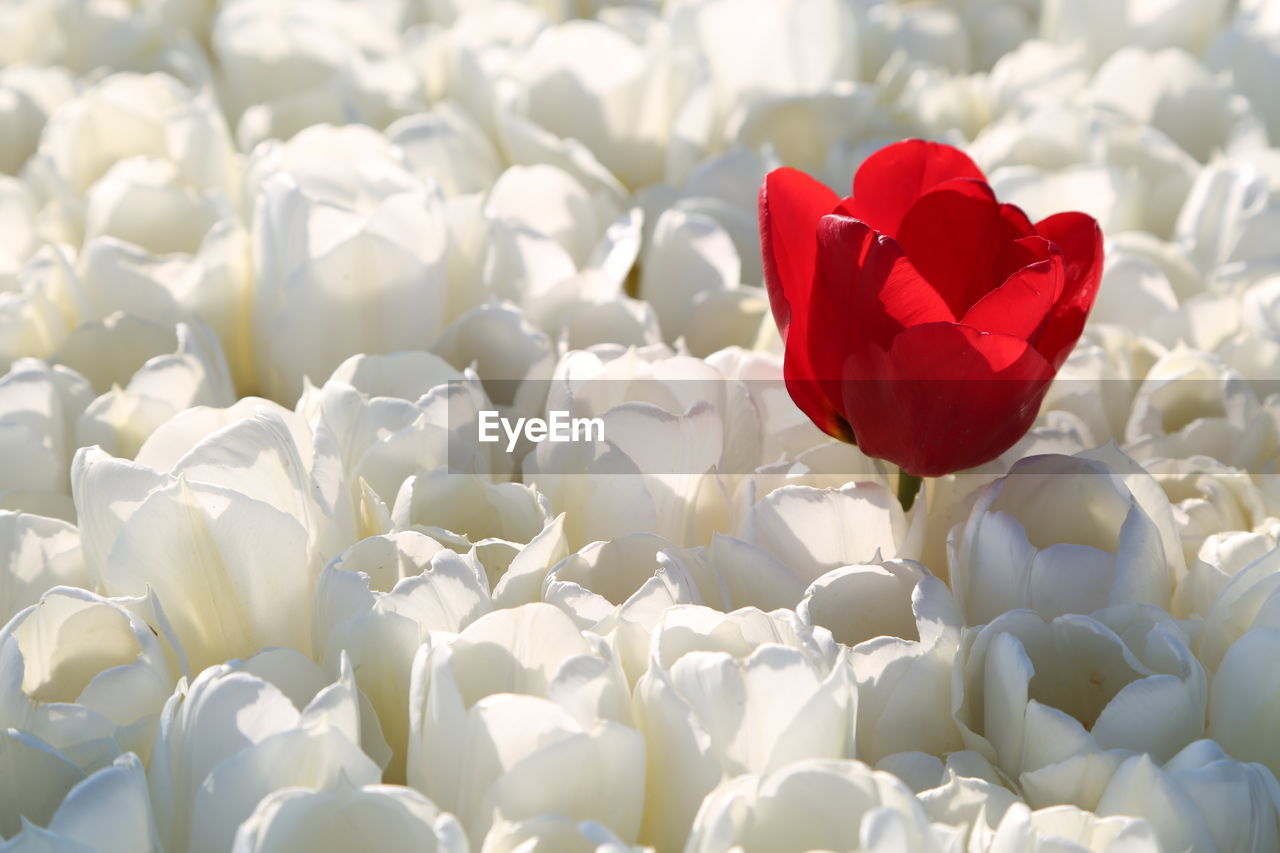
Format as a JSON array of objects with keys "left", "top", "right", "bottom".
[{"left": 897, "top": 470, "right": 922, "bottom": 512}]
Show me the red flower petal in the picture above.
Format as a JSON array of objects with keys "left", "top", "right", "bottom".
[
  {"left": 808, "top": 215, "right": 953, "bottom": 355},
  {"left": 758, "top": 167, "right": 840, "bottom": 338},
  {"left": 843, "top": 139, "right": 987, "bottom": 238},
  {"left": 1033, "top": 211, "right": 1104, "bottom": 367},
  {"left": 841, "top": 323, "right": 1056, "bottom": 476},
  {"left": 962, "top": 239, "right": 1065, "bottom": 342}
]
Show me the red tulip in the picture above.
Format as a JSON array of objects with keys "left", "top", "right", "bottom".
[{"left": 760, "top": 139, "right": 1102, "bottom": 477}]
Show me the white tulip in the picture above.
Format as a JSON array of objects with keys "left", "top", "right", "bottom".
[
  {"left": 736, "top": 481, "right": 915, "bottom": 586},
  {"left": 1145, "top": 455, "right": 1269, "bottom": 566},
  {"left": 316, "top": 530, "right": 492, "bottom": 781},
  {"left": 1041, "top": 0, "right": 1231, "bottom": 66},
  {"left": 685, "top": 758, "right": 960, "bottom": 853},
  {"left": 74, "top": 149, "right": 253, "bottom": 389},
  {"left": 1216, "top": 275, "right": 1280, "bottom": 382},
  {"left": 983, "top": 40, "right": 1089, "bottom": 120},
  {"left": 949, "top": 451, "right": 1178, "bottom": 624},
  {"left": 232, "top": 778, "right": 467, "bottom": 853},
  {"left": 1086, "top": 48, "right": 1266, "bottom": 164},
  {"left": 525, "top": 345, "right": 757, "bottom": 548},
  {"left": 510, "top": 18, "right": 710, "bottom": 189},
  {"left": 987, "top": 162, "right": 1143, "bottom": 236},
  {"left": 0, "top": 586, "right": 176, "bottom": 766},
  {"left": 211, "top": 0, "right": 418, "bottom": 139},
  {"left": 24, "top": 73, "right": 238, "bottom": 237},
  {"left": 392, "top": 470, "right": 556, "bottom": 587},
  {"left": 632, "top": 605, "right": 848, "bottom": 851},
  {"left": 728, "top": 83, "right": 906, "bottom": 194},
  {"left": 534, "top": 533, "right": 706, "bottom": 684},
  {"left": 69, "top": 318, "right": 236, "bottom": 460},
  {"left": 1089, "top": 241, "right": 1216, "bottom": 350},
  {"left": 1093, "top": 740, "right": 1280, "bottom": 853},
  {"left": 479, "top": 165, "right": 642, "bottom": 335},
  {"left": 0, "top": 244, "right": 85, "bottom": 374},
  {"left": 73, "top": 403, "right": 352, "bottom": 669},
  {"left": 1194, "top": 544, "right": 1280, "bottom": 673},
  {"left": 638, "top": 207, "right": 741, "bottom": 346},
  {"left": 0, "top": 743, "right": 159, "bottom": 852},
  {"left": 430, "top": 303, "right": 556, "bottom": 420},
  {"left": 481, "top": 814, "right": 649, "bottom": 853},
  {"left": 388, "top": 104, "right": 505, "bottom": 198},
  {"left": 864, "top": 2, "right": 973, "bottom": 74},
  {"left": 150, "top": 649, "right": 383, "bottom": 853},
  {"left": 0, "top": 358, "right": 92, "bottom": 518},
  {"left": 297, "top": 350, "right": 508, "bottom": 506},
  {"left": 669, "top": 0, "right": 860, "bottom": 133},
  {"left": 1124, "top": 348, "right": 1277, "bottom": 471},
  {"left": 1174, "top": 526, "right": 1280, "bottom": 620},
  {"left": 1174, "top": 157, "right": 1276, "bottom": 275},
  {"left": 953, "top": 606, "right": 1207, "bottom": 780},
  {"left": 0, "top": 511, "right": 88, "bottom": 626},
  {"left": 0, "top": 175, "right": 40, "bottom": 293},
  {"left": 978, "top": 801, "right": 1160, "bottom": 852},
  {"left": 407, "top": 603, "right": 642, "bottom": 845},
  {"left": 801, "top": 559, "right": 935, "bottom": 649},
  {"left": 0, "top": 64, "right": 76, "bottom": 177},
  {"left": 1209, "top": 627, "right": 1280, "bottom": 778},
  {"left": 835, "top": 573, "right": 966, "bottom": 763},
  {"left": 876, "top": 752, "right": 1026, "bottom": 849},
  {"left": 1209, "top": 0, "right": 1280, "bottom": 144},
  {"left": 972, "top": 103, "right": 1197, "bottom": 238},
  {"left": 247, "top": 124, "right": 450, "bottom": 404}
]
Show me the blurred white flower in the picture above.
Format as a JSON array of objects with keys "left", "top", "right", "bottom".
[
  {"left": 0, "top": 743, "right": 159, "bottom": 852},
  {"left": 0, "top": 244, "right": 85, "bottom": 372},
  {"left": 668, "top": 0, "right": 860, "bottom": 135},
  {"left": 0, "top": 64, "right": 77, "bottom": 176},
  {"left": 509, "top": 17, "right": 711, "bottom": 189},
  {"left": 1040, "top": 0, "right": 1231, "bottom": 67},
  {"left": 0, "top": 511, "right": 87, "bottom": 625},
  {"left": 1209, "top": 0, "right": 1280, "bottom": 145},
  {"left": 685, "top": 758, "right": 960, "bottom": 853},
  {"left": 1145, "top": 455, "right": 1270, "bottom": 566},
  {"left": 861, "top": 3, "right": 970, "bottom": 75},
  {"left": 212, "top": 0, "right": 423, "bottom": 146},
  {"left": 0, "top": 357, "right": 92, "bottom": 518},
  {"left": 24, "top": 73, "right": 238, "bottom": 243},
  {"left": 481, "top": 814, "right": 649, "bottom": 853},
  {"left": 978, "top": 800, "right": 1160, "bottom": 852},
  {"left": 1124, "top": 348, "right": 1278, "bottom": 470},
  {"left": 232, "top": 777, "right": 467, "bottom": 853}
]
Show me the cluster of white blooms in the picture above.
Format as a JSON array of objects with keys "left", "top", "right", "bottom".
[{"left": 3, "top": 0, "right": 1280, "bottom": 850}]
